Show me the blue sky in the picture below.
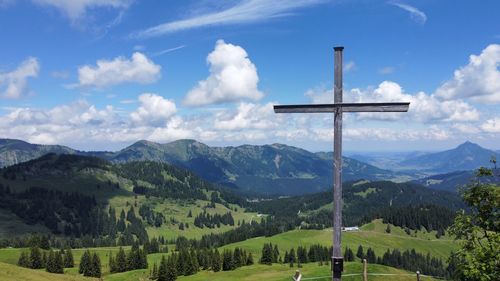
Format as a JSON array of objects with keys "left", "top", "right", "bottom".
[{"left": 0, "top": 0, "right": 499, "bottom": 152}]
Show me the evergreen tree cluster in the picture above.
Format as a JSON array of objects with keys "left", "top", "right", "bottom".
[
  {"left": 78, "top": 250, "right": 101, "bottom": 278},
  {"left": 380, "top": 248, "right": 446, "bottom": 277},
  {"left": 362, "top": 204, "right": 455, "bottom": 234},
  {"left": 139, "top": 204, "right": 165, "bottom": 227},
  {"left": 259, "top": 243, "right": 280, "bottom": 265},
  {"left": 193, "top": 211, "right": 234, "bottom": 229},
  {"left": 109, "top": 244, "right": 148, "bottom": 273},
  {"left": 283, "top": 244, "right": 331, "bottom": 266},
  {"left": 0, "top": 185, "right": 96, "bottom": 236},
  {"left": 18, "top": 246, "right": 74, "bottom": 274},
  {"left": 149, "top": 246, "right": 252, "bottom": 280}
]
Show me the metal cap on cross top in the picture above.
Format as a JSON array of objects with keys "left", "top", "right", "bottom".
[{"left": 273, "top": 46, "right": 410, "bottom": 281}]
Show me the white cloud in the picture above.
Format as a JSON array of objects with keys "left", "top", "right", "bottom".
[
  {"left": 481, "top": 118, "right": 500, "bottom": 133},
  {"left": 306, "top": 81, "right": 480, "bottom": 123},
  {"left": 435, "top": 44, "right": 500, "bottom": 104},
  {"left": 130, "top": 93, "right": 177, "bottom": 126},
  {"left": 214, "top": 102, "right": 278, "bottom": 130},
  {"left": 184, "top": 40, "right": 263, "bottom": 106},
  {"left": 148, "top": 116, "right": 194, "bottom": 143},
  {"left": 389, "top": 2, "right": 427, "bottom": 24},
  {"left": 32, "top": 0, "right": 131, "bottom": 21},
  {"left": 132, "top": 0, "right": 325, "bottom": 38},
  {"left": 78, "top": 52, "right": 161, "bottom": 88},
  {"left": 0, "top": 57, "right": 40, "bottom": 99}
]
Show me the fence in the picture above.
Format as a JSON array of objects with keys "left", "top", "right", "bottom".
[{"left": 294, "top": 260, "right": 446, "bottom": 281}]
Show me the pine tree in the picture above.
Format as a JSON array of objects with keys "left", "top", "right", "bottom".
[
  {"left": 90, "top": 252, "right": 101, "bottom": 278},
  {"left": 260, "top": 243, "right": 273, "bottom": 265},
  {"left": 46, "top": 249, "right": 55, "bottom": 273},
  {"left": 29, "top": 246, "right": 43, "bottom": 269},
  {"left": 54, "top": 251, "right": 64, "bottom": 274},
  {"left": 79, "top": 250, "right": 91, "bottom": 275},
  {"left": 158, "top": 256, "right": 168, "bottom": 281},
  {"left": 151, "top": 262, "right": 158, "bottom": 280},
  {"left": 63, "top": 248, "right": 74, "bottom": 268},
  {"left": 166, "top": 256, "right": 178, "bottom": 281},
  {"left": 356, "top": 245, "right": 365, "bottom": 260},
  {"left": 212, "top": 249, "right": 221, "bottom": 272},
  {"left": 222, "top": 249, "right": 233, "bottom": 271},
  {"left": 116, "top": 246, "right": 127, "bottom": 272},
  {"left": 246, "top": 252, "right": 254, "bottom": 265},
  {"left": 17, "top": 252, "right": 30, "bottom": 268}
]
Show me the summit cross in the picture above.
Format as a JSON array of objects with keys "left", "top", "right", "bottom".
[{"left": 274, "top": 46, "right": 410, "bottom": 281}]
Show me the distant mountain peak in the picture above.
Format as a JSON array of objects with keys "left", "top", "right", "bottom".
[{"left": 457, "top": 141, "right": 479, "bottom": 148}]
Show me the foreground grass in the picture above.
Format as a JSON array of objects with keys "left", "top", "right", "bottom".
[
  {"left": 104, "top": 262, "right": 439, "bottom": 281},
  {"left": 0, "top": 262, "right": 95, "bottom": 281}
]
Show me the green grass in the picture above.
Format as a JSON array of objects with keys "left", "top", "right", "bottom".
[
  {"left": 176, "top": 262, "right": 439, "bottom": 281},
  {"left": 220, "top": 224, "right": 457, "bottom": 260},
  {"left": 0, "top": 262, "right": 95, "bottom": 281},
  {"left": 108, "top": 194, "right": 259, "bottom": 240}
]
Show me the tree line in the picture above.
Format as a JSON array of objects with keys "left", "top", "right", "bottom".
[
  {"left": 193, "top": 211, "right": 235, "bottom": 229},
  {"left": 17, "top": 246, "right": 74, "bottom": 274}
]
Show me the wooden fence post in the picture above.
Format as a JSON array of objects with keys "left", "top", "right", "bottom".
[
  {"left": 416, "top": 271, "right": 421, "bottom": 281},
  {"left": 363, "top": 259, "right": 368, "bottom": 281}
]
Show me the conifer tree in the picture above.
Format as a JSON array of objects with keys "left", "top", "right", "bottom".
[
  {"left": 166, "top": 256, "right": 178, "bottom": 281},
  {"left": 63, "top": 248, "right": 74, "bottom": 268},
  {"left": 116, "top": 247, "right": 127, "bottom": 272},
  {"left": 212, "top": 249, "right": 221, "bottom": 272},
  {"left": 90, "top": 252, "right": 101, "bottom": 278},
  {"left": 246, "top": 252, "right": 254, "bottom": 265},
  {"left": 356, "top": 245, "right": 365, "bottom": 260},
  {"left": 158, "top": 256, "right": 168, "bottom": 281},
  {"left": 151, "top": 262, "right": 158, "bottom": 280},
  {"left": 222, "top": 249, "right": 234, "bottom": 271},
  {"left": 54, "top": 251, "right": 64, "bottom": 274},
  {"left": 17, "top": 252, "right": 30, "bottom": 268},
  {"left": 79, "top": 250, "right": 91, "bottom": 275},
  {"left": 29, "top": 246, "right": 43, "bottom": 269},
  {"left": 46, "top": 249, "right": 55, "bottom": 273}
]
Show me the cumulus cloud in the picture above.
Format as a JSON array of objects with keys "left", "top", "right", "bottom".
[
  {"left": 132, "top": 0, "right": 325, "bottom": 38},
  {"left": 214, "top": 102, "right": 278, "bottom": 130},
  {"left": 184, "top": 40, "right": 263, "bottom": 106},
  {"left": 130, "top": 93, "right": 177, "bottom": 126},
  {"left": 481, "top": 118, "right": 500, "bottom": 133},
  {"left": 32, "top": 0, "right": 131, "bottom": 21},
  {"left": 306, "top": 81, "right": 480, "bottom": 123},
  {"left": 389, "top": 2, "right": 427, "bottom": 24},
  {"left": 435, "top": 44, "right": 500, "bottom": 104},
  {"left": 0, "top": 57, "right": 40, "bottom": 99},
  {"left": 77, "top": 52, "right": 161, "bottom": 88}
]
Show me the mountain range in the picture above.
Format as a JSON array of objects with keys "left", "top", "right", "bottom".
[
  {"left": 0, "top": 139, "right": 402, "bottom": 195},
  {"left": 0, "top": 138, "right": 497, "bottom": 195}
]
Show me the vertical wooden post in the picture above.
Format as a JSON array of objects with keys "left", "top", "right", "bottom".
[
  {"left": 363, "top": 259, "right": 368, "bottom": 281},
  {"left": 416, "top": 271, "right": 421, "bottom": 281},
  {"left": 332, "top": 46, "right": 344, "bottom": 281}
]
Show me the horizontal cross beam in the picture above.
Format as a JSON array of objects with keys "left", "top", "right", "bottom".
[{"left": 274, "top": 102, "right": 410, "bottom": 113}]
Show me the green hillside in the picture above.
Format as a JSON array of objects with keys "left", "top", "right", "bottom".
[
  {"left": 0, "top": 153, "right": 254, "bottom": 240},
  {"left": 220, "top": 224, "right": 457, "bottom": 260}
]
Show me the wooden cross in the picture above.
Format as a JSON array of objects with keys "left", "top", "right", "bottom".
[{"left": 274, "top": 46, "right": 410, "bottom": 281}]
